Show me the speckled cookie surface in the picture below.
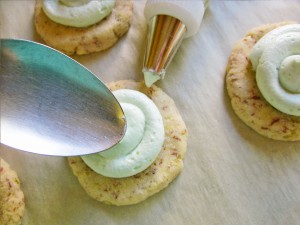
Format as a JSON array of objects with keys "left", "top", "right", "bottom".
[
  {"left": 226, "top": 21, "right": 300, "bottom": 141},
  {"left": 34, "top": 0, "right": 133, "bottom": 55},
  {"left": 0, "top": 158, "right": 25, "bottom": 225},
  {"left": 68, "top": 80, "right": 188, "bottom": 206}
]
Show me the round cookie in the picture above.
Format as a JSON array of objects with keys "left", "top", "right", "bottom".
[
  {"left": 0, "top": 158, "right": 25, "bottom": 225},
  {"left": 226, "top": 21, "right": 300, "bottom": 141},
  {"left": 34, "top": 0, "right": 133, "bottom": 55},
  {"left": 68, "top": 80, "right": 188, "bottom": 206}
]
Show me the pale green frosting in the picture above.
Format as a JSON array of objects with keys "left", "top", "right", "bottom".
[
  {"left": 279, "top": 55, "right": 300, "bottom": 93},
  {"left": 250, "top": 24, "right": 300, "bottom": 70},
  {"left": 99, "top": 102, "right": 145, "bottom": 159},
  {"left": 143, "top": 70, "right": 161, "bottom": 87},
  {"left": 81, "top": 89, "right": 165, "bottom": 178},
  {"left": 60, "top": 0, "right": 90, "bottom": 7},
  {"left": 42, "top": 0, "right": 116, "bottom": 27},
  {"left": 250, "top": 26, "right": 300, "bottom": 116}
]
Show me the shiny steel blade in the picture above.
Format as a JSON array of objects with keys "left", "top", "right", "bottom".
[{"left": 0, "top": 39, "right": 125, "bottom": 156}]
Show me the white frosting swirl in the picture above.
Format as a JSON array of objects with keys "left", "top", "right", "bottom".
[
  {"left": 81, "top": 89, "right": 165, "bottom": 178},
  {"left": 42, "top": 0, "right": 116, "bottom": 28},
  {"left": 250, "top": 24, "right": 300, "bottom": 70},
  {"left": 250, "top": 25, "right": 300, "bottom": 116}
]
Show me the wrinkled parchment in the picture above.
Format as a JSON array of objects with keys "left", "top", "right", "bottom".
[{"left": 1, "top": 1, "right": 300, "bottom": 224}]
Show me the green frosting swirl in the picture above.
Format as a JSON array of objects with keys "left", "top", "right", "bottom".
[
  {"left": 250, "top": 25, "right": 300, "bottom": 116},
  {"left": 81, "top": 90, "right": 165, "bottom": 178},
  {"left": 42, "top": 0, "right": 115, "bottom": 27}
]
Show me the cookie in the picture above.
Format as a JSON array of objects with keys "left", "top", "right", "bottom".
[
  {"left": 34, "top": 0, "right": 133, "bottom": 55},
  {"left": 68, "top": 80, "right": 188, "bottom": 206},
  {"left": 0, "top": 158, "right": 25, "bottom": 225},
  {"left": 226, "top": 21, "right": 300, "bottom": 141}
]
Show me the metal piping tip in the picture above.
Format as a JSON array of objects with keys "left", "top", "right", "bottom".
[{"left": 143, "top": 15, "right": 186, "bottom": 87}]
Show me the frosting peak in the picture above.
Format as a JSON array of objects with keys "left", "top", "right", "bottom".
[{"left": 279, "top": 55, "right": 300, "bottom": 93}]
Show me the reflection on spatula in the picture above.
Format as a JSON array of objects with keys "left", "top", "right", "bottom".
[{"left": 0, "top": 39, "right": 126, "bottom": 156}]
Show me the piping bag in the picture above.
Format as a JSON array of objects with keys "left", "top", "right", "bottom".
[{"left": 143, "top": 0, "right": 209, "bottom": 87}]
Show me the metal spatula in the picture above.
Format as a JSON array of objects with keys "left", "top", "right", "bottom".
[{"left": 0, "top": 39, "right": 126, "bottom": 156}]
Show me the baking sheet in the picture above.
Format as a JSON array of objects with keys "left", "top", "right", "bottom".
[{"left": 1, "top": 1, "right": 300, "bottom": 224}]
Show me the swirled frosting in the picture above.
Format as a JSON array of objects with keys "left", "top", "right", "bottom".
[
  {"left": 42, "top": 0, "right": 115, "bottom": 27},
  {"left": 81, "top": 89, "right": 165, "bottom": 178},
  {"left": 250, "top": 24, "right": 300, "bottom": 116}
]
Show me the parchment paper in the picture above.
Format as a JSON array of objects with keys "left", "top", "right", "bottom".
[{"left": 1, "top": 1, "right": 300, "bottom": 224}]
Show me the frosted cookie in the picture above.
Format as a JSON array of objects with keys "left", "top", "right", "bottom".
[
  {"left": 68, "top": 80, "right": 188, "bottom": 205},
  {"left": 226, "top": 21, "right": 300, "bottom": 141},
  {"left": 34, "top": 0, "right": 133, "bottom": 55},
  {"left": 0, "top": 158, "right": 25, "bottom": 225}
]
